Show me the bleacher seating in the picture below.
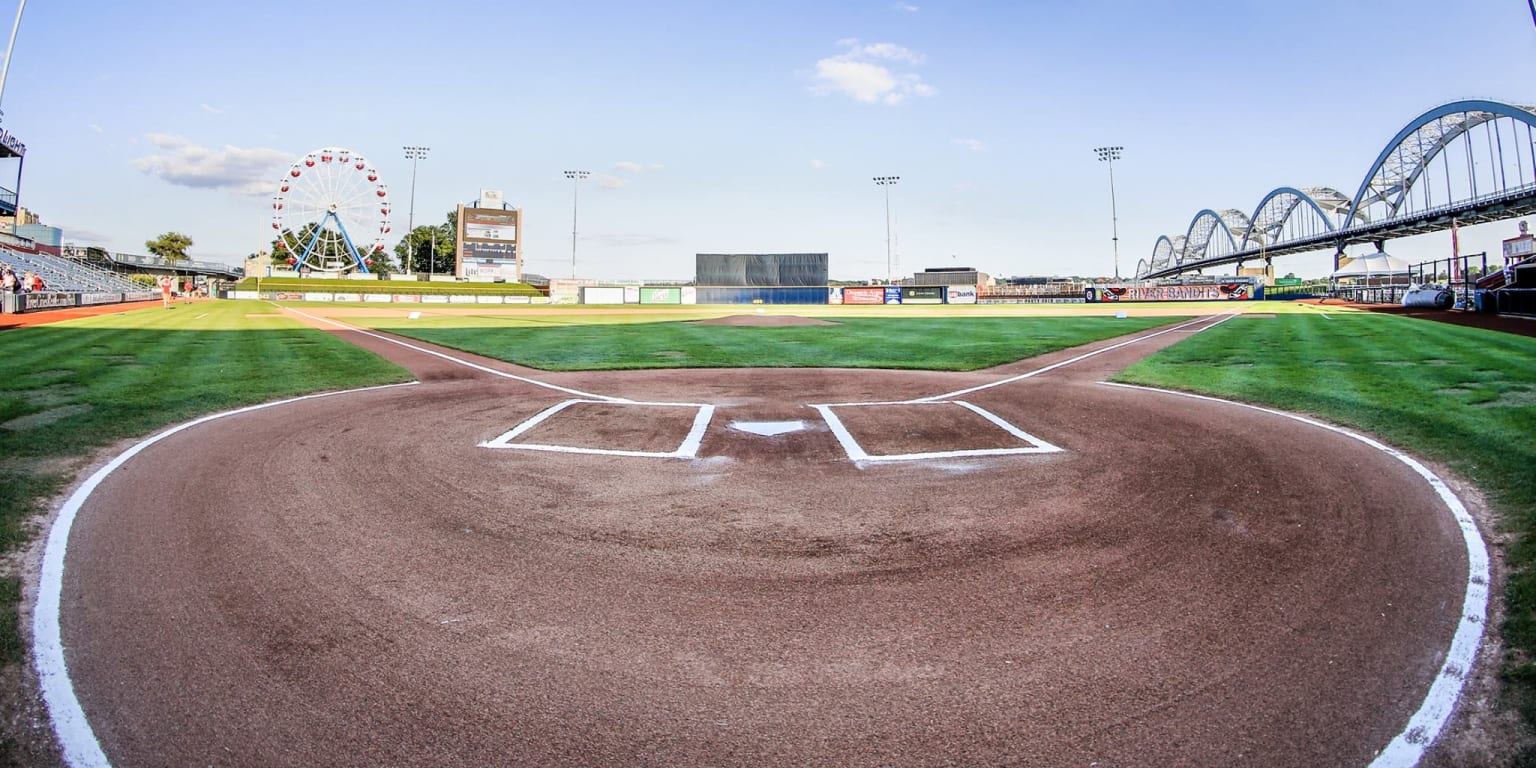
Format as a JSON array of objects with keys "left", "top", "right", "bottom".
[{"left": 0, "top": 247, "right": 143, "bottom": 292}]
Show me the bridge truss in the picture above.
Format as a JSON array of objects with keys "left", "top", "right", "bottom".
[{"left": 1139, "top": 100, "right": 1536, "bottom": 280}]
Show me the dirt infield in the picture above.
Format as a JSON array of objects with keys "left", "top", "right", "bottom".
[
  {"left": 0, "top": 300, "right": 166, "bottom": 329},
  {"left": 1302, "top": 298, "right": 1536, "bottom": 337},
  {"left": 46, "top": 310, "right": 1482, "bottom": 767}
]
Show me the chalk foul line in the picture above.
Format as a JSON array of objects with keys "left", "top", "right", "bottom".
[
  {"left": 278, "top": 305, "right": 631, "bottom": 403},
  {"left": 1100, "top": 381, "right": 1488, "bottom": 768},
  {"left": 914, "top": 311, "right": 1238, "bottom": 403},
  {"left": 33, "top": 381, "right": 420, "bottom": 768}
]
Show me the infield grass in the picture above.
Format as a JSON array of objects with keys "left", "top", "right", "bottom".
[
  {"left": 1115, "top": 312, "right": 1536, "bottom": 749},
  {"left": 0, "top": 300, "right": 410, "bottom": 664},
  {"left": 354, "top": 314, "right": 1181, "bottom": 371}
]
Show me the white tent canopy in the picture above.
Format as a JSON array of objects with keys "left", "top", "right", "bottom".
[{"left": 1331, "top": 251, "right": 1412, "bottom": 279}]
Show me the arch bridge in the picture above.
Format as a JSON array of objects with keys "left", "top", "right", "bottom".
[{"left": 1140, "top": 100, "right": 1536, "bottom": 279}]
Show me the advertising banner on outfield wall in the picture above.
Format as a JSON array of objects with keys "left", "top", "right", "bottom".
[
  {"left": 903, "top": 286, "right": 944, "bottom": 304},
  {"left": 884, "top": 286, "right": 902, "bottom": 304},
  {"left": 945, "top": 286, "right": 978, "bottom": 304},
  {"left": 639, "top": 287, "right": 682, "bottom": 304},
  {"left": 843, "top": 286, "right": 886, "bottom": 304},
  {"left": 828, "top": 287, "right": 843, "bottom": 304},
  {"left": 584, "top": 286, "right": 626, "bottom": 304},
  {"left": 1085, "top": 282, "right": 1258, "bottom": 302}
]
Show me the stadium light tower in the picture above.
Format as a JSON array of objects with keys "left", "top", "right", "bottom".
[
  {"left": 564, "top": 170, "right": 590, "bottom": 278},
  {"left": 1094, "top": 146, "right": 1123, "bottom": 280},
  {"left": 403, "top": 146, "right": 429, "bottom": 273},
  {"left": 873, "top": 176, "right": 900, "bottom": 282},
  {"left": 0, "top": 0, "right": 26, "bottom": 118}
]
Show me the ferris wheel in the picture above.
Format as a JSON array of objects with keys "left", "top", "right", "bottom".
[{"left": 271, "top": 147, "right": 390, "bottom": 273}]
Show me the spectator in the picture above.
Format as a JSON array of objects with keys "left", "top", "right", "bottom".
[
  {"left": 0, "top": 267, "right": 15, "bottom": 293},
  {"left": 30, "top": 272, "right": 43, "bottom": 293},
  {"left": 20, "top": 271, "right": 32, "bottom": 293}
]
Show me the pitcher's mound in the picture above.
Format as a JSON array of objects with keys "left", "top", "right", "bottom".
[{"left": 693, "top": 315, "right": 840, "bottom": 327}]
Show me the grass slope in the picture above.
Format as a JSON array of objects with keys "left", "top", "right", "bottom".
[
  {"left": 0, "top": 300, "right": 410, "bottom": 663},
  {"left": 364, "top": 315, "right": 1180, "bottom": 371},
  {"left": 236, "top": 277, "right": 543, "bottom": 296},
  {"left": 1115, "top": 312, "right": 1536, "bottom": 752}
]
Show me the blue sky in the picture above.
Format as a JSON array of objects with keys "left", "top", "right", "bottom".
[{"left": 2, "top": 0, "right": 1533, "bottom": 280}]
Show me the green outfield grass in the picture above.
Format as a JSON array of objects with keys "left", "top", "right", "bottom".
[
  {"left": 1115, "top": 312, "right": 1536, "bottom": 750},
  {"left": 0, "top": 301, "right": 410, "bottom": 664},
  {"left": 355, "top": 314, "right": 1182, "bottom": 371}
]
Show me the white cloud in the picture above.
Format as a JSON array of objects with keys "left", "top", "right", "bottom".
[
  {"left": 952, "top": 138, "right": 987, "bottom": 152},
  {"left": 810, "top": 159, "right": 829, "bottom": 170},
  {"left": 808, "top": 40, "right": 935, "bottom": 105},
  {"left": 894, "top": 2, "right": 919, "bottom": 11},
  {"left": 596, "top": 174, "right": 627, "bottom": 189},
  {"left": 200, "top": 103, "right": 224, "bottom": 115},
  {"left": 131, "top": 134, "right": 291, "bottom": 196},
  {"left": 613, "top": 160, "right": 664, "bottom": 174},
  {"left": 88, "top": 124, "right": 103, "bottom": 134}
]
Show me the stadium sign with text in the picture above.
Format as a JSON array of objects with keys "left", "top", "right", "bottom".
[{"left": 456, "top": 193, "right": 521, "bottom": 282}]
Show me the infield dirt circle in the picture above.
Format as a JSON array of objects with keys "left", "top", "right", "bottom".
[{"left": 52, "top": 309, "right": 1472, "bottom": 767}]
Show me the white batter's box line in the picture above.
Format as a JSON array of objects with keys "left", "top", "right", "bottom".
[
  {"left": 811, "top": 400, "right": 1063, "bottom": 463},
  {"left": 479, "top": 399, "right": 715, "bottom": 459}
]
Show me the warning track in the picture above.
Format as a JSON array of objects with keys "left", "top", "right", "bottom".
[{"left": 40, "top": 310, "right": 1482, "bottom": 767}]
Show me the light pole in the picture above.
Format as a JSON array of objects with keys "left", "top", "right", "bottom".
[
  {"left": 1094, "top": 146, "right": 1123, "bottom": 281},
  {"left": 873, "top": 176, "right": 899, "bottom": 282},
  {"left": 0, "top": 0, "right": 26, "bottom": 117},
  {"left": 403, "top": 146, "right": 429, "bottom": 274},
  {"left": 564, "top": 170, "right": 590, "bottom": 278}
]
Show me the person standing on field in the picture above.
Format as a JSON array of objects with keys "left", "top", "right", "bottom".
[
  {"left": 159, "top": 274, "right": 173, "bottom": 309},
  {"left": 183, "top": 278, "right": 194, "bottom": 304}
]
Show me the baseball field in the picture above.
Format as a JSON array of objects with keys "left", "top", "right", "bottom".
[{"left": 2, "top": 298, "right": 1533, "bottom": 766}]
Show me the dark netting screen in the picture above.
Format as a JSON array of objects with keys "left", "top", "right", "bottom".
[{"left": 696, "top": 253, "right": 828, "bottom": 286}]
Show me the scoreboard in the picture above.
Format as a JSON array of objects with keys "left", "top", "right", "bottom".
[{"left": 456, "top": 193, "right": 521, "bottom": 281}]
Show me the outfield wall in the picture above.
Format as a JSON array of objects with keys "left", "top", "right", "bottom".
[
  {"left": 1, "top": 291, "right": 160, "bottom": 313},
  {"left": 229, "top": 290, "right": 551, "bottom": 305}
]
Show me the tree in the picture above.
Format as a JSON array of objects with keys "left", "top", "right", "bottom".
[
  {"left": 393, "top": 209, "right": 459, "bottom": 274},
  {"left": 271, "top": 223, "right": 396, "bottom": 275},
  {"left": 145, "top": 231, "right": 193, "bottom": 263}
]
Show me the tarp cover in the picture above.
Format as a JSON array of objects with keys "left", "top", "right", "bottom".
[{"left": 696, "top": 253, "right": 828, "bottom": 286}]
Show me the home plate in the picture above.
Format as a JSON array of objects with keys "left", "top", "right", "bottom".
[{"left": 731, "top": 420, "right": 806, "bottom": 437}]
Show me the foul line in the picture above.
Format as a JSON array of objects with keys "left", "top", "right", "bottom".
[
  {"left": 33, "top": 381, "right": 420, "bottom": 768},
  {"left": 912, "top": 311, "right": 1238, "bottom": 403},
  {"left": 279, "top": 305, "right": 631, "bottom": 403},
  {"left": 1101, "top": 381, "right": 1488, "bottom": 768}
]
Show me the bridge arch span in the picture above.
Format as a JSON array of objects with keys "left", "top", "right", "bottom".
[
  {"left": 1343, "top": 99, "right": 1536, "bottom": 230},
  {"left": 1179, "top": 209, "right": 1247, "bottom": 267},
  {"left": 1241, "top": 186, "right": 1353, "bottom": 253}
]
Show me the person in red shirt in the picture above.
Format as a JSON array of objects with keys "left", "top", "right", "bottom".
[
  {"left": 159, "top": 274, "right": 173, "bottom": 309},
  {"left": 183, "top": 278, "right": 194, "bottom": 304}
]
